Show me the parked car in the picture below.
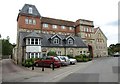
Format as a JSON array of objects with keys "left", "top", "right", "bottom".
[
  {"left": 34, "top": 56, "right": 61, "bottom": 68},
  {"left": 69, "top": 58, "right": 77, "bottom": 65},
  {"left": 113, "top": 52, "right": 120, "bottom": 57},
  {"left": 57, "top": 56, "right": 70, "bottom": 66}
]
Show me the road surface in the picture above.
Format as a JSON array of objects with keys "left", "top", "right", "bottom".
[
  {"left": 59, "top": 57, "right": 119, "bottom": 82},
  {"left": 1, "top": 57, "right": 119, "bottom": 83}
]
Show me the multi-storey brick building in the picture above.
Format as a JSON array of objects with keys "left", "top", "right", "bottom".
[{"left": 13, "top": 4, "right": 108, "bottom": 64}]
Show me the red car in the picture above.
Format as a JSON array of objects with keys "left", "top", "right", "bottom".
[{"left": 34, "top": 56, "right": 61, "bottom": 68}]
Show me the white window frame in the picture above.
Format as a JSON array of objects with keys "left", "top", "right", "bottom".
[
  {"left": 52, "top": 25, "right": 57, "bottom": 29},
  {"left": 69, "top": 27, "right": 74, "bottom": 30},
  {"left": 68, "top": 38, "right": 73, "bottom": 44},
  {"left": 25, "top": 18, "right": 28, "bottom": 24},
  {"left": 29, "top": 19, "right": 32, "bottom": 24},
  {"left": 61, "top": 26, "right": 65, "bottom": 29},
  {"left": 33, "top": 19, "right": 36, "bottom": 25},
  {"left": 28, "top": 7, "right": 33, "bottom": 14},
  {"left": 31, "top": 38, "right": 34, "bottom": 45},
  {"left": 53, "top": 38, "right": 59, "bottom": 44},
  {"left": 43, "top": 23, "right": 48, "bottom": 28}
]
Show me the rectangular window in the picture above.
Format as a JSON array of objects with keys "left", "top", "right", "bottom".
[
  {"left": 68, "top": 39, "right": 73, "bottom": 44},
  {"left": 69, "top": 27, "right": 74, "bottom": 30},
  {"left": 43, "top": 23, "right": 48, "bottom": 28},
  {"left": 29, "top": 19, "right": 32, "bottom": 24},
  {"left": 29, "top": 7, "right": 33, "bottom": 14},
  {"left": 61, "top": 26, "right": 65, "bottom": 29},
  {"left": 31, "top": 38, "right": 34, "bottom": 45},
  {"left": 88, "top": 34, "right": 91, "bottom": 37},
  {"left": 58, "top": 51, "right": 61, "bottom": 55},
  {"left": 39, "top": 39, "right": 41, "bottom": 45},
  {"left": 53, "top": 38, "right": 59, "bottom": 44},
  {"left": 25, "top": 18, "right": 28, "bottom": 24},
  {"left": 35, "top": 38, "right": 38, "bottom": 45},
  {"left": 31, "top": 53, "right": 34, "bottom": 58},
  {"left": 33, "top": 19, "right": 36, "bottom": 25},
  {"left": 52, "top": 25, "right": 57, "bottom": 29},
  {"left": 28, "top": 38, "right": 30, "bottom": 45},
  {"left": 35, "top": 53, "right": 38, "bottom": 58}
]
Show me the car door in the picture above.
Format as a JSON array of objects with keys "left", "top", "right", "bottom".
[{"left": 44, "top": 57, "right": 52, "bottom": 67}]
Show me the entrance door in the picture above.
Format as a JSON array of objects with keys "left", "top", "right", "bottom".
[{"left": 88, "top": 45, "right": 93, "bottom": 58}]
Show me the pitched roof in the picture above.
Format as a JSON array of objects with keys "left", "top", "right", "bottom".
[
  {"left": 94, "top": 28, "right": 99, "bottom": 33},
  {"left": 24, "top": 32, "right": 42, "bottom": 38},
  {"left": 94, "top": 27, "right": 107, "bottom": 40},
  {"left": 18, "top": 4, "right": 41, "bottom": 17},
  {"left": 19, "top": 32, "right": 87, "bottom": 48},
  {"left": 41, "top": 17, "right": 75, "bottom": 27}
]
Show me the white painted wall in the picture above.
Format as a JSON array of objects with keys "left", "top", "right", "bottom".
[{"left": 26, "top": 46, "right": 41, "bottom": 52}]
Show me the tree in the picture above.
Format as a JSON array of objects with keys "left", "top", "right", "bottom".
[
  {"left": 47, "top": 51, "right": 57, "bottom": 56},
  {"left": 108, "top": 43, "right": 120, "bottom": 55},
  {"left": 2, "top": 39, "right": 13, "bottom": 56}
]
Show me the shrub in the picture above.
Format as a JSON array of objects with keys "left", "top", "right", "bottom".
[
  {"left": 74, "top": 54, "right": 90, "bottom": 62},
  {"left": 47, "top": 51, "right": 57, "bottom": 56},
  {"left": 67, "top": 54, "right": 74, "bottom": 58},
  {"left": 22, "top": 58, "right": 38, "bottom": 67}
]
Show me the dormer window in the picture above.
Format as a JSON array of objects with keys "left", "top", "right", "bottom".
[
  {"left": 28, "top": 7, "right": 33, "bottom": 14},
  {"left": 68, "top": 38, "right": 74, "bottom": 44},
  {"left": 53, "top": 37, "right": 59, "bottom": 44}
]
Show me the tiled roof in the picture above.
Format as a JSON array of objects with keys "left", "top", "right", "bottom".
[
  {"left": 41, "top": 17, "right": 75, "bottom": 27},
  {"left": 18, "top": 4, "right": 41, "bottom": 17},
  {"left": 19, "top": 32, "right": 88, "bottom": 48},
  {"left": 24, "top": 32, "right": 42, "bottom": 38}
]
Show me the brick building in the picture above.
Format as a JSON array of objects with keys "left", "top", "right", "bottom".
[{"left": 13, "top": 4, "right": 108, "bottom": 64}]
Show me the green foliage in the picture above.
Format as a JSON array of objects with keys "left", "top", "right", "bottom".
[
  {"left": 2, "top": 39, "right": 13, "bottom": 55},
  {"left": 47, "top": 51, "right": 57, "bottom": 56},
  {"left": 67, "top": 54, "right": 74, "bottom": 58},
  {"left": 22, "top": 57, "right": 42, "bottom": 67},
  {"left": 108, "top": 43, "right": 120, "bottom": 55},
  {"left": 74, "top": 54, "right": 92, "bottom": 62}
]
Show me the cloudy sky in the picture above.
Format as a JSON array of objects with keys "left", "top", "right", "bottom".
[{"left": 0, "top": 0, "right": 119, "bottom": 46}]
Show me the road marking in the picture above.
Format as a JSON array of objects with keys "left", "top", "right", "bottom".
[{"left": 49, "top": 61, "right": 93, "bottom": 82}]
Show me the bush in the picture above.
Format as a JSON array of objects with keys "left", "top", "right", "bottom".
[
  {"left": 67, "top": 54, "right": 74, "bottom": 58},
  {"left": 74, "top": 54, "right": 91, "bottom": 62},
  {"left": 47, "top": 51, "right": 57, "bottom": 56},
  {"left": 22, "top": 58, "right": 38, "bottom": 67}
]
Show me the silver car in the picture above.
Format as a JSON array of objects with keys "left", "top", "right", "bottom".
[{"left": 57, "top": 56, "right": 70, "bottom": 66}]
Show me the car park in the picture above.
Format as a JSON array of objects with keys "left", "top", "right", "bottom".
[
  {"left": 57, "top": 56, "right": 70, "bottom": 66},
  {"left": 34, "top": 56, "right": 61, "bottom": 68}
]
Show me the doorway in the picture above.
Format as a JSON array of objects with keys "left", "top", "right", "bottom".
[{"left": 88, "top": 45, "right": 93, "bottom": 58}]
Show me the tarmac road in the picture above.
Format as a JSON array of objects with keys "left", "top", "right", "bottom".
[
  {"left": 59, "top": 57, "right": 119, "bottom": 83},
  {"left": 1, "top": 57, "right": 119, "bottom": 83}
]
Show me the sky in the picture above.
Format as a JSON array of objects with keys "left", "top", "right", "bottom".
[{"left": 0, "top": 0, "right": 119, "bottom": 47}]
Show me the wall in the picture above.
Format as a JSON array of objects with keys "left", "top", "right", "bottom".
[{"left": 17, "top": 15, "right": 41, "bottom": 30}]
